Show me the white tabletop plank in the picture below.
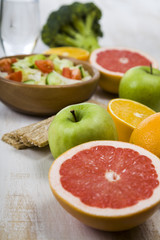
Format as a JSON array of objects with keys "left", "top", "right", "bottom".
[{"left": 1, "top": 0, "right": 160, "bottom": 239}]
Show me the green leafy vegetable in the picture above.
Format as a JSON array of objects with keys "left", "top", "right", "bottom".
[{"left": 12, "top": 54, "right": 46, "bottom": 71}]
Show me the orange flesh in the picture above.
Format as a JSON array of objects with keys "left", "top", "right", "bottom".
[
  {"left": 60, "top": 146, "right": 159, "bottom": 209},
  {"left": 110, "top": 100, "right": 155, "bottom": 128},
  {"left": 44, "top": 47, "right": 89, "bottom": 61}
]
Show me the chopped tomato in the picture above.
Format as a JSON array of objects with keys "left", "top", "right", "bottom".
[
  {"left": 35, "top": 60, "right": 54, "bottom": 73},
  {"left": 62, "top": 67, "right": 72, "bottom": 78},
  {"left": 0, "top": 58, "right": 17, "bottom": 74},
  {"left": 6, "top": 71, "right": 22, "bottom": 82},
  {"left": 10, "top": 58, "right": 17, "bottom": 64},
  {"left": 71, "top": 68, "right": 82, "bottom": 80}
]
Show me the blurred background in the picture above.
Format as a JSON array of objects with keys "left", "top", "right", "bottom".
[{"left": 0, "top": 0, "right": 160, "bottom": 64}]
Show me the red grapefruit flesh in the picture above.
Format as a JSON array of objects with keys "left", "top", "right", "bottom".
[
  {"left": 49, "top": 141, "right": 160, "bottom": 231},
  {"left": 89, "top": 47, "right": 159, "bottom": 94},
  {"left": 96, "top": 49, "right": 152, "bottom": 74}
]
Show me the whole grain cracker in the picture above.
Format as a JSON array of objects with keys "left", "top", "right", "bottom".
[{"left": 2, "top": 116, "right": 54, "bottom": 149}]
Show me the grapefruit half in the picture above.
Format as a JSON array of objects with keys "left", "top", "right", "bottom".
[
  {"left": 49, "top": 140, "right": 160, "bottom": 231},
  {"left": 89, "top": 47, "right": 159, "bottom": 94}
]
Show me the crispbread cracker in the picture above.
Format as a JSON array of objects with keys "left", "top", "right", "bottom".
[
  {"left": 2, "top": 133, "right": 27, "bottom": 149},
  {"left": 2, "top": 116, "right": 54, "bottom": 149},
  {"left": 21, "top": 116, "right": 54, "bottom": 147},
  {"left": 1, "top": 100, "right": 106, "bottom": 149}
]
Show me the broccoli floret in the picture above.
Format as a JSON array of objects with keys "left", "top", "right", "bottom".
[{"left": 41, "top": 2, "right": 103, "bottom": 52}]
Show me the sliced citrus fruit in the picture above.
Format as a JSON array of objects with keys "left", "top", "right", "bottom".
[
  {"left": 130, "top": 112, "right": 160, "bottom": 158},
  {"left": 49, "top": 140, "right": 160, "bottom": 231},
  {"left": 44, "top": 47, "right": 90, "bottom": 61},
  {"left": 107, "top": 98, "right": 155, "bottom": 142},
  {"left": 89, "top": 47, "right": 159, "bottom": 93}
]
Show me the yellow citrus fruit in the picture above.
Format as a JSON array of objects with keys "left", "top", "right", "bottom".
[
  {"left": 89, "top": 47, "right": 159, "bottom": 94},
  {"left": 44, "top": 47, "right": 89, "bottom": 61},
  {"left": 107, "top": 98, "right": 155, "bottom": 142},
  {"left": 130, "top": 113, "right": 160, "bottom": 158}
]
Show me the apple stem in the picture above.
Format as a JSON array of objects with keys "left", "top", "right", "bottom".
[
  {"left": 70, "top": 110, "right": 78, "bottom": 122},
  {"left": 150, "top": 63, "right": 153, "bottom": 74}
]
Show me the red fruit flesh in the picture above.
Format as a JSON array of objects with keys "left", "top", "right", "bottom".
[
  {"left": 60, "top": 145, "right": 159, "bottom": 209},
  {"left": 96, "top": 50, "right": 151, "bottom": 73},
  {"left": 6, "top": 71, "right": 22, "bottom": 82},
  {"left": 35, "top": 60, "right": 54, "bottom": 73},
  {"left": 0, "top": 58, "right": 17, "bottom": 74},
  {"left": 62, "top": 67, "right": 72, "bottom": 78}
]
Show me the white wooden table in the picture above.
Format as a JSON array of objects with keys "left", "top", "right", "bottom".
[{"left": 0, "top": 0, "right": 160, "bottom": 239}]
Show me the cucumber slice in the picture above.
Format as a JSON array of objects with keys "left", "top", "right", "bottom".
[
  {"left": 46, "top": 71, "right": 80, "bottom": 85},
  {"left": 46, "top": 72, "right": 62, "bottom": 85},
  {"left": 23, "top": 79, "right": 35, "bottom": 84},
  {"left": 78, "top": 65, "right": 91, "bottom": 79},
  {"left": 78, "top": 65, "right": 85, "bottom": 78}
]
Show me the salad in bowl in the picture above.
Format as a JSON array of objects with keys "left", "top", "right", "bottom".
[
  {"left": 0, "top": 54, "right": 99, "bottom": 115},
  {"left": 0, "top": 54, "right": 91, "bottom": 85}
]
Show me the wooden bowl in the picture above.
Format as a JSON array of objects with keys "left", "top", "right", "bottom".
[{"left": 0, "top": 55, "right": 100, "bottom": 116}]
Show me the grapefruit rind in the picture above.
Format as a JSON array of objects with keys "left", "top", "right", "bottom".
[
  {"left": 107, "top": 98, "right": 155, "bottom": 142},
  {"left": 89, "top": 47, "right": 159, "bottom": 94},
  {"left": 49, "top": 140, "right": 160, "bottom": 231}
]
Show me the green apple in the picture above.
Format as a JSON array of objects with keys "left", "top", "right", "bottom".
[
  {"left": 48, "top": 103, "right": 118, "bottom": 159},
  {"left": 119, "top": 66, "right": 160, "bottom": 112}
]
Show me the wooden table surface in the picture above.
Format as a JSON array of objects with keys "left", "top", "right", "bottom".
[{"left": 0, "top": 0, "right": 160, "bottom": 239}]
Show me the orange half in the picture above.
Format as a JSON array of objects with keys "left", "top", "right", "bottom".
[
  {"left": 130, "top": 112, "right": 160, "bottom": 158},
  {"left": 44, "top": 47, "right": 90, "bottom": 61},
  {"left": 107, "top": 98, "right": 155, "bottom": 142}
]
